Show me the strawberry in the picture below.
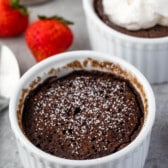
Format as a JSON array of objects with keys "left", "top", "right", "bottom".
[
  {"left": 0, "top": 0, "right": 29, "bottom": 37},
  {"left": 25, "top": 15, "right": 74, "bottom": 62}
]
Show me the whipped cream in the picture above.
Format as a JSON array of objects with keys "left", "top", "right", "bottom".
[{"left": 102, "top": 0, "right": 168, "bottom": 30}]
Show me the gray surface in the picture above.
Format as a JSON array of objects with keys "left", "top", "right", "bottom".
[{"left": 0, "top": 0, "right": 167, "bottom": 168}]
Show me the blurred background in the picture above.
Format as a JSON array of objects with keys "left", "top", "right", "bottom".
[{"left": 0, "top": 0, "right": 168, "bottom": 168}]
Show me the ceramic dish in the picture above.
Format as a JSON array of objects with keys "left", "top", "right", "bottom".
[
  {"left": 83, "top": 0, "right": 168, "bottom": 83},
  {"left": 9, "top": 50, "right": 155, "bottom": 168}
]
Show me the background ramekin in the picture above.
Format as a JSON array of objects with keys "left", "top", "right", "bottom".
[
  {"left": 9, "top": 51, "right": 155, "bottom": 168},
  {"left": 83, "top": 0, "right": 168, "bottom": 84}
]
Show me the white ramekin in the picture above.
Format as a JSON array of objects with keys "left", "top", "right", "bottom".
[
  {"left": 83, "top": 0, "right": 168, "bottom": 83},
  {"left": 9, "top": 51, "right": 155, "bottom": 168}
]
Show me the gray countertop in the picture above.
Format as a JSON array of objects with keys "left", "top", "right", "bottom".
[{"left": 0, "top": 0, "right": 168, "bottom": 168}]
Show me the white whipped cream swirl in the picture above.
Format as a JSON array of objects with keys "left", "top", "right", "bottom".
[{"left": 102, "top": 0, "right": 168, "bottom": 30}]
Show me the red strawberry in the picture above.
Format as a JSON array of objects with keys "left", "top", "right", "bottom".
[
  {"left": 25, "top": 15, "right": 74, "bottom": 62},
  {"left": 0, "top": 0, "right": 29, "bottom": 37}
]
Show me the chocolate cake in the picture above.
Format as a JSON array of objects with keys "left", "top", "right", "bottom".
[
  {"left": 22, "top": 70, "right": 144, "bottom": 160},
  {"left": 94, "top": 0, "right": 168, "bottom": 38}
]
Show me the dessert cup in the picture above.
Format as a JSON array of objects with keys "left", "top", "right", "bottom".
[
  {"left": 9, "top": 50, "right": 155, "bottom": 168},
  {"left": 83, "top": 0, "right": 168, "bottom": 83}
]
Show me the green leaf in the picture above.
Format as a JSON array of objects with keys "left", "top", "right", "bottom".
[
  {"left": 38, "top": 15, "right": 74, "bottom": 25},
  {"left": 11, "top": 0, "right": 28, "bottom": 15}
]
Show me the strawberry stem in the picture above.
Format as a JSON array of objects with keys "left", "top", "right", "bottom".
[
  {"left": 38, "top": 15, "right": 74, "bottom": 25},
  {"left": 12, "top": 0, "right": 19, "bottom": 5},
  {"left": 11, "top": 0, "right": 28, "bottom": 15}
]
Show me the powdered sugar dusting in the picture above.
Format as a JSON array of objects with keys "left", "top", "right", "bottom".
[{"left": 22, "top": 70, "right": 143, "bottom": 160}]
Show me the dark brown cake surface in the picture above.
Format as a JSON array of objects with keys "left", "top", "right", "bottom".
[
  {"left": 22, "top": 70, "right": 144, "bottom": 160},
  {"left": 94, "top": 0, "right": 168, "bottom": 38}
]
